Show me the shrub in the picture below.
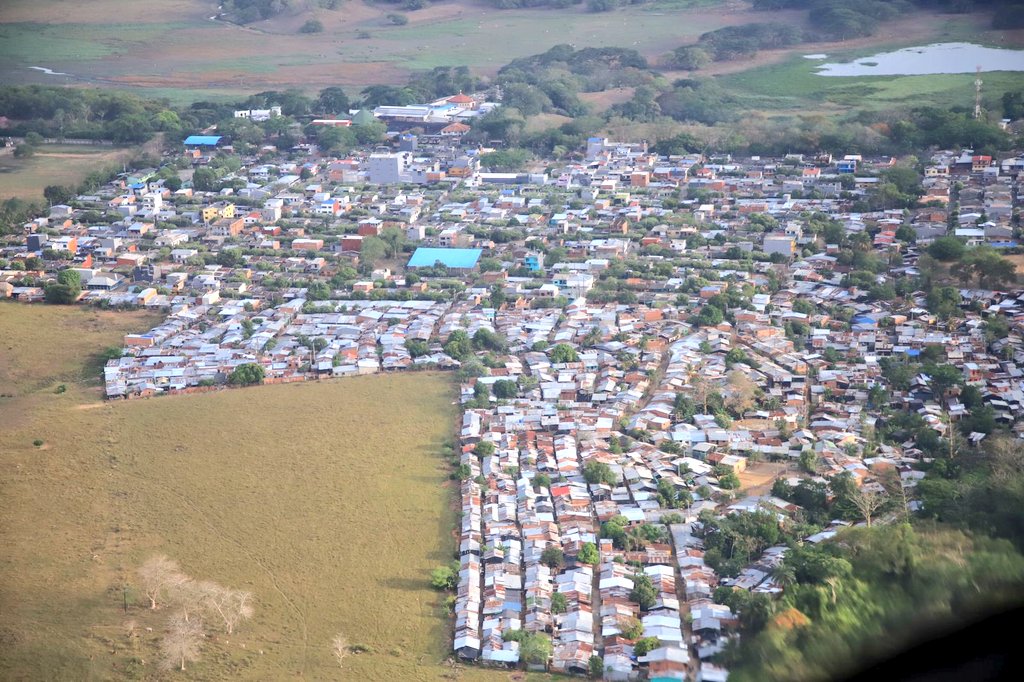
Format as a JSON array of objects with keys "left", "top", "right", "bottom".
[{"left": 299, "top": 19, "right": 325, "bottom": 33}]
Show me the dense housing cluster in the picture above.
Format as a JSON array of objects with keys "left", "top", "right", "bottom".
[{"left": 3, "top": 99, "right": 1024, "bottom": 679}]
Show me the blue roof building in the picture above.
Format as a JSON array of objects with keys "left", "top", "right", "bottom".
[
  {"left": 183, "top": 135, "right": 223, "bottom": 147},
  {"left": 407, "top": 247, "right": 482, "bottom": 270}
]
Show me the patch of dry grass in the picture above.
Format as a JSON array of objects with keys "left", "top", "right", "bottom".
[
  {"left": 0, "top": 145, "right": 138, "bottom": 201},
  {"left": 0, "top": 304, "right": 514, "bottom": 681}
]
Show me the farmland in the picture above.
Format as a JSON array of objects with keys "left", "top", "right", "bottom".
[
  {"left": 0, "top": 303, "right": 510, "bottom": 681},
  {"left": 0, "top": 144, "right": 139, "bottom": 202}
]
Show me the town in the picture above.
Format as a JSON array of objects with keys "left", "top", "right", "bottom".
[{"left": 2, "top": 94, "right": 1023, "bottom": 681}]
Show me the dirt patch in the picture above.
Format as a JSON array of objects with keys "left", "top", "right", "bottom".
[
  {"left": 738, "top": 460, "right": 792, "bottom": 497},
  {"left": 1003, "top": 254, "right": 1024, "bottom": 275},
  {"left": 580, "top": 87, "right": 636, "bottom": 113}
]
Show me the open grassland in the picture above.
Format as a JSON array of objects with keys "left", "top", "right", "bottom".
[
  {"left": 718, "top": 57, "right": 1024, "bottom": 115},
  {"left": 0, "top": 303, "right": 516, "bottom": 681},
  {"left": 0, "top": 303, "right": 164, "bottom": 396},
  {"left": 713, "top": 13, "right": 1024, "bottom": 114},
  {"left": 0, "top": 144, "right": 139, "bottom": 201},
  {"left": 0, "top": 0, "right": 801, "bottom": 99}
]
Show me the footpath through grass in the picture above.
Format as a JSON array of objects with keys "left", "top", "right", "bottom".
[{"left": 0, "top": 303, "right": 512, "bottom": 681}]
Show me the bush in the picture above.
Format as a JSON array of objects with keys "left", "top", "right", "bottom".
[
  {"left": 228, "top": 363, "right": 265, "bottom": 386},
  {"left": 386, "top": 13, "right": 409, "bottom": 25},
  {"left": 299, "top": 19, "right": 325, "bottom": 33}
]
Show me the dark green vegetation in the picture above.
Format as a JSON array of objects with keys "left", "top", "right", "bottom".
[
  {"left": 716, "top": 430, "right": 1024, "bottom": 682},
  {"left": 721, "top": 524, "right": 1024, "bottom": 681}
]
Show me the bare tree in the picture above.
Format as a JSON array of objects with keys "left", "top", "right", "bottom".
[
  {"left": 332, "top": 633, "right": 350, "bottom": 667},
  {"left": 987, "top": 436, "right": 1024, "bottom": 484},
  {"left": 725, "top": 370, "right": 758, "bottom": 418},
  {"left": 138, "top": 555, "right": 189, "bottom": 610},
  {"left": 690, "top": 371, "right": 711, "bottom": 414},
  {"left": 879, "top": 468, "right": 910, "bottom": 523},
  {"left": 199, "top": 581, "right": 254, "bottom": 635},
  {"left": 851, "top": 486, "right": 887, "bottom": 527},
  {"left": 159, "top": 612, "right": 203, "bottom": 672}
]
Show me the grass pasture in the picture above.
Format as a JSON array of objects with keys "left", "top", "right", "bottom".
[
  {"left": 0, "top": 0, "right": 802, "bottom": 99},
  {"left": 0, "top": 144, "right": 139, "bottom": 201},
  {"left": 0, "top": 303, "right": 509, "bottom": 681},
  {"left": 718, "top": 54, "right": 1024, "bottom": 115}
]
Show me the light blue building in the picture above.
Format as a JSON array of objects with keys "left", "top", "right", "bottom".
[{"left": 407, "top": 247, "right": 483, "bottom": 271}]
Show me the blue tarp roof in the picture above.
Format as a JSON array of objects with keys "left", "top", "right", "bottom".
[
  {"left": 407, "top": 247, "right": 482, "bottom": 269},
  {"left": 183, "top": 135, "right": 223, "bottom": 146}
]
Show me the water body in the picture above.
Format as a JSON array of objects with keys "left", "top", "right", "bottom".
[
  {"left": 816, "top": 42, "right": 1024, "bottom": 77},
  {"left": 28, "top": 66, "right": 70, "bottom": 76}
]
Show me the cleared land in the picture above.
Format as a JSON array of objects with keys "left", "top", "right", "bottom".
[
  {"left": 0, "top": 144, "right": 138, "bottom": 201},
  {"left": 0, "top": 303, "right": 510, "bottom": 681}
]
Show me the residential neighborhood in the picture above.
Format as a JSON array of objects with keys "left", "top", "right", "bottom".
[{"left": 3, "top": 102, "right": 1023, "bottom": 680}]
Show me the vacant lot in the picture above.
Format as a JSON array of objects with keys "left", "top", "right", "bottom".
[
  {"left": 0, "top": 304, "right": 512, "bottom": 681},
  {"left": 0, "top": 144, "right": 138, "bottom": 201}
]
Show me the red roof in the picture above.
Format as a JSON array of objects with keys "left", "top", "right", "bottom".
[{"left": 448, "top": 92, "right": 474, "bottom": 104}]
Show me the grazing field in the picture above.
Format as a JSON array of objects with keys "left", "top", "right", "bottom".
[
  {"left": 0, "top": 303, "right": 514, "bottom": 681},
  {"left": 0, "top": 144, "right": 139, "bottom": 201},
  {"left": 714, "top": 12, "right": 1023, "bottom": 114},
  {"left": 0, "top": 0, "right": 800, "bottom": 100}
]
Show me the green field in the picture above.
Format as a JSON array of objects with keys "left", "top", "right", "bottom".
[
  {"left": 0, "top": 303, "right": 511, "bottom": 681},
  {"left": 0, "top": 0, "right": 798, "bottom": 100},
  {"left": 0, "top": 144, "right": 139, "bottom": 201},
  {"left": 718, "top": 55, "right": 1024, "bottom": 114}
]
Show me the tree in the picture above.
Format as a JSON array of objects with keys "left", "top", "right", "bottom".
[
  {"left": 725, "top": 370, "right": 758, "bottom": 417},
  {"left": 429, "top": 562, "right": 459, "bottom": 590},
  {"left": 359, "top": 235, "right": 387, "bottom": 269},
  {"left": 299, "top": 18, "right": 324, "bottom": 33},
  {"left": 799, "top": 450, "right": 818, "bottom": 474},
  {"left": 550, "top": 343, "right": 579, "bottom": 364},
  {"left": 577, "top": 542, "right": 599, "bottom": 565},
  {"left": 619, "top": 615, "right": 644, "bottom": 640},
  {"left": 850, "top": 487, "right": 887, "bottom": 527},
  {"left": 551, "top": 591, "right": 567, "bottom": 614},
  {"left": 198, "top": 582, "right": 254, "bottom": 635},
  {"left": 520, "top": 632, "right": 552, "bottom": 666},
  {"left": 228, "top": 363, "right": 265, "bottom": 386},
  {"left": 331, "top": 633, "right": 350, "bottom": 667},
  {"left": 583, "top": 460, "right": 617, "bottom": 486},
  {"left": 160, "top": 612, "right": 203, "bottom": 672},
  {"left": 634, "top": 636, "right": 661, "bottom": 657},
  {"left": 44, "top": 268, "right": 82, "bottom": 304},
  {"left": 492, "top": 379, "right": 518, "bottom": 399},
  {"left": 541, "top": 545, "right": 565, "bottom": 570},
  {"left": 317, "top": 86, "right": 350, "bottom": 116},
  {"left": 13, "top": 144, "right": 34, "bottom": 159},
  {"left": 630, "top": 574, "right": 658, "bottom": 611},
  {"left": 138, "top": 555, "right": 188, "bottom": 610},
  {"left": 589, "top": 655, "right": 605, "bottom": 679},
  {"left": 43, "top": 184, "right": 74, "bottom": 206},
  {"left": 405, "top": 338, "right": 429, "bottom": 358},
  {"left": 928, "top": 236, "right": 965, "bottom": 262},
  {"left": 443, "top": 329, "right": 473, "bottom": 360}
]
